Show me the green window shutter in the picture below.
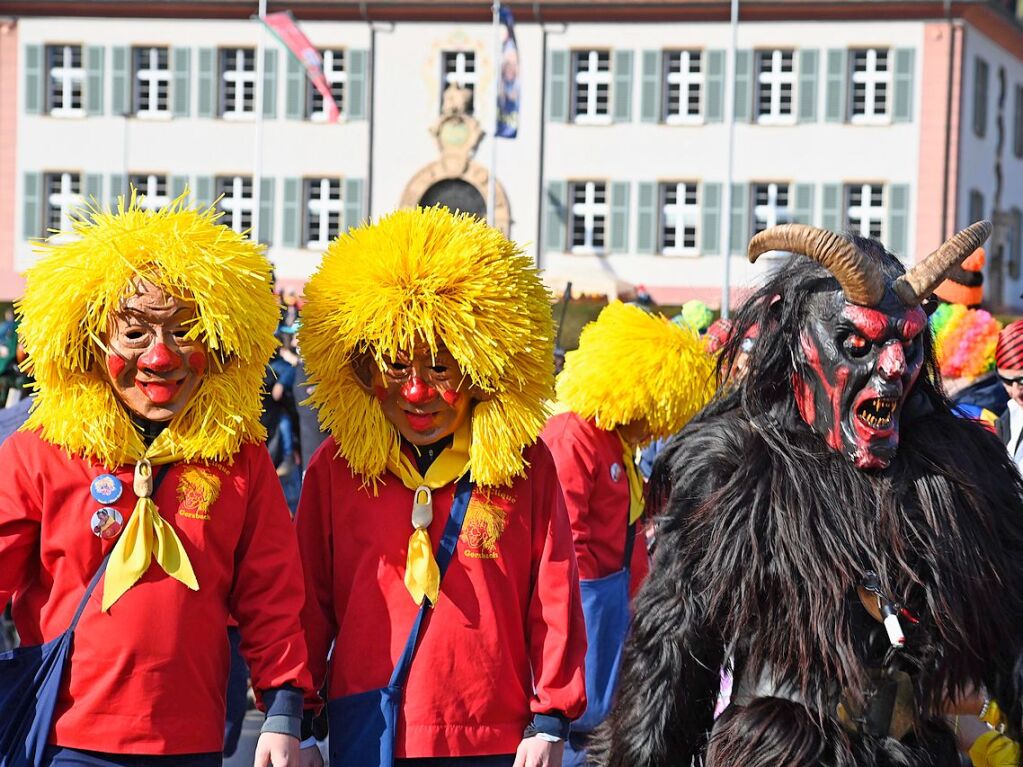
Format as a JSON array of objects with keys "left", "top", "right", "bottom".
[
  {"left": 733, "top": 50, "right": 753, "bottom": 122},
  {"left": 286, "top": 52, "right": 305, "bottom": 119},
  {"left": 347, "top": 49, "right": 367, "bottom": 120},
  {"left": 173, "top": 48, "right": 191, "bottom": 117},
  {"left": 544, "top": 181, "right": 567, "bottom": 251},
  {"left": 343, "top": 177, "right": 365, "bottom": 232},
  {"left": 258, "top": 177, "right": 275, "bottom": 244},
  {"left": 636, "top": 182, "right": 656, "bottom": 254},
  {"left": 825, "top": 49, "right": 847, "bottom": 123},
  {"left": 968, "top": 189, "right": 985, "bottom": 224},
  {"left": 282, "top": 178, "right": 301, "bottom": 247},
  {"left": 887, "top": 184, "right": 910, "bottom": 257},
  {"left": 821, "top": 183, "right": 842, "bottom": 232},
  {"left": 111, "top": 46, "right": 129, "bottom": 116},
  {"left": 84, "top": 174, "right": 103, "bottom": 205},
  {"left": 262, "top": 49, "right": 278, "bottom": 119},
  {"left": 197, "top": 48, "right": 216, "bottom": 118},
  {"left": 701, "top": 182, "right": 722, "bottom": 254},
  {"left": 25, "top": 45, "right": 43, "bottom": 115},
  {"left": 548, "top": 51, "right": 569, "bottom": 123},
  {"left": 22, "top": 173, "right": 42, "bottom": 239},
  {"left": 170, "top": 175, "right": 189, "bottom": 201},
  {"left": 793, "top": 183, "right": 815, "bottom": 225},
  {"left": 612, "top": 50, "right": 633, "bottom": 123},
  {"left": 893, "top": 48, "right": 915, "bottom": 123},
  {"left": 195, "top": 176, "right": 214, "bottom": 208},
  {"left": 109, "top": 174, "right": 125, "bottom": 204},
  {"left": 609, "top": 181, "right": 631, "bottom": 253},
  {"left": 640, "top": 50, "right": 661, "bottom": 123},
  {"left": 1010, "top": 208, "right": 1023, "bottom": 280},
  {"left": 86, "top": 46, "right": 105, "bottom": 116},
  {"left": 729, "top": 183, "right": 748, "bottom": 254},
  {"left": 798, "top": 49, "right": 819, "bottom": 122},
  {"left": 705, "top": 50, "right": 725, "bottom": 123}
]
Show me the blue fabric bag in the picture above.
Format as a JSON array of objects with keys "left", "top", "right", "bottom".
[
  {"left": 0, "top": 466, "right": 171, "bottom": 767},
  {"left": 327, "top": 474, "right": 473, "bottom": 767}
]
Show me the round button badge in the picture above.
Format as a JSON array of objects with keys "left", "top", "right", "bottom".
[
  {"left": 91, "top": 507, "right": 124, "bottom": 539},
  {"left": 90, "top": 474, "right": 123, "bottom": 505},
  {"left": 610, "top": 463, "right": 622, "bottom": 482}
]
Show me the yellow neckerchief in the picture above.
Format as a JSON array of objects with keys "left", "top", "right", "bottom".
[
  {"left": 385, "top": 418, "right": 471, "bottom": 606},
  {"left": 101, "top": 431, "right": 199, "bottom": 611},
  {"left": 617, "top": 432, "right": 645, "bottom": 525}
]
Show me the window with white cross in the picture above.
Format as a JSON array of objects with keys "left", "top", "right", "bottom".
[
  {"left": 309, "top": 49, "right": 346, "bottom": 121},
  {"left": 569, "top": 181, "right": 609, "bottom": 253},
  {"left": 219, "top": 48, "right": 256, "bottom": 119},
  {"left": 128, "top": 174, "right": 170, "bottom": 211},
  {"left": 845, "top": 183, "right": 885, "bottom": 239},
  {"left": 751, "top": 182, "right": 792, "bottom": 236},
  {"left": 44, "top": 172, "right": 82, "bottom": 236},
  {"left": 304, "top": 178, "right": 342, "bottom": 250},
  {"left": 659, "top": 182, "right": 699, "bottom": 255},
  {"left": 664, "top": 50, "right": 702, "bottom": 124},
  {"left": 756, "top": 50, "right": 796, "bottom": 124},
  {"left": 215, "top": 176, "right": 254, "bottom": 234},
  {"left": 46, "top": 45, "right": 84, "bottom": 116},
  {"left": 440, "top": 51, "right": 477, "bottom": 115},
  {"left": 571, "top": 50, "right": 612, "bottom": 125},
  {"left": 850, "top": 49, "right": 891, "bottom": 124},
  {"left": 133, "top": 47, "right": 171, "bottom": 117}
]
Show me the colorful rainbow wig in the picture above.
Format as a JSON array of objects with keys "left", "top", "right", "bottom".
[
  {"left": 299, "top": 206, "right": 555, "bottom": 488},
  {"left": 556, "top": 301, "right": 716, "bottom": 439},
  {"left": 930, "top": 302, "right": 1002, "bottom": 380},
  {"left": 18, "top": 193, "right": 279, "bottom": 468}
]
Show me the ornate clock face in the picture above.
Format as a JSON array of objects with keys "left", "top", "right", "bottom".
[{"left": 439, "top": 119, "right": 471, "bottom": 148}]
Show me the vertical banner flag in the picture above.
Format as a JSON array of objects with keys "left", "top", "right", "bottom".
[
  {"left": 261, "top": 11, "right": 339, "bottom": 122},
  {"left": 496, "top": 6, "right": 520, "bottom": 138}
]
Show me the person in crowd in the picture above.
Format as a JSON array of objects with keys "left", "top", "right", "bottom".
[
  {"left": 295, "top": 206, "right": 586, "bottom": 767},
  {"left": 994, "top": 320, "right": 1023, "bottom": 468},
  {"left": 0, "top": 197, "right": 312, "bottom": 767},
  {"left": 541, "top": 301, "right": 715, "bottom": 766}
]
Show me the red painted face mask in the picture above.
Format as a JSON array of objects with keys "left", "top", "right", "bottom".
[
  {"left": 101, "top": 281, "right": 208, "bottom": 422},
  {"left": 359, "top": 344, "right": 475, "bottom": 446},
  {"left": 793, "top": 292, "right": 927, "bottom": 470}
]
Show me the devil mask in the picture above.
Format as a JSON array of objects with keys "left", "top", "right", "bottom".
[
  {"left": 101, "top": 280, "right": 208, "bottom": 422},
  {"left": 749, "top": 222, "right": 992, "bottom": 470}
]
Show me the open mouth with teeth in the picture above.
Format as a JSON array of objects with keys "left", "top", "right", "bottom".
[{"left": 856, "top": 397, "right": 897, "bottom": 430}]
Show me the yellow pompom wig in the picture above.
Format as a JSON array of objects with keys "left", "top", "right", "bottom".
[
  {"left": 18, "top": 193, "right": 279, "bottom": 468},
  {"left": 557, "top": 301, "right": 716, "bottom": 438},
  {"left": 300, "top": 206, "right": 555, "bottom": 488}
]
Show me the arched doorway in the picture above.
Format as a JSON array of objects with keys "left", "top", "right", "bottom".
[{"left": 419, "top": 178, "right": 487, "bottom": 220}]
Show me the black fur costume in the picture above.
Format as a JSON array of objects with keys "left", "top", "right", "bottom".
[{"left": 591, "top": 233, "right": 1023, "bottom": 767}]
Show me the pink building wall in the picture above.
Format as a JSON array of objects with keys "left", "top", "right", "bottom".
[{"left": 0, "top": 20, "right": 23, "bottom": 302}]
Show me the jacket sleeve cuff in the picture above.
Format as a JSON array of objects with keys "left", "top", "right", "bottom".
[
  {"left": 260, "top": 715, "right": 301, "bottom": 740},
  {"left": 263, "top": 685, "right": 304, "bottom": 719},
  {"left": 525, "top": 712, "right": 571, "bottom": 740}
]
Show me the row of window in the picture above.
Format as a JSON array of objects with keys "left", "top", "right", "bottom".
[
  {"left": 972, "top": 56, "right": 1023, "bottom": 158},
  {"left": 550, "top": 46, "right": 915, "bottom": 125},
  {"left": 24, "top": 171, "right": 363, "bottom": 250},
  {"left": 549, "top": 179, "right": 903, "bottom": 256}
]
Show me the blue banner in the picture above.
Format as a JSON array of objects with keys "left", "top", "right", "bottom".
[{"left": 496, "top": 6, "right": 520, "bottom": 138}]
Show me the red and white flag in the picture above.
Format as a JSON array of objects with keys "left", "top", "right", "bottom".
[{"left": 261, "top": 11, "right": 339, "bottom": 122}]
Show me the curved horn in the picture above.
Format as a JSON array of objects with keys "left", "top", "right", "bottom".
[
  {"left": 892, "top": 220, "right": 992, "bottom": 307},
  {"left": 748, "top": 224, "right": 885, "bottom": 306}
]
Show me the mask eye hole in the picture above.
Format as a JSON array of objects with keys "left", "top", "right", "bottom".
[{"left": 842, "top": 333, "right": 872, "bottom": 358}]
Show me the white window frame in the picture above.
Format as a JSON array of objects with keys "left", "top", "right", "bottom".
[
  {"left": 849, "top": 48, "right": 892, "bottom": 125},
  {"left": 309, "top": 49, "right": 346, "bottom": 122},
  {"left": 47, "top": 44, "right": 85, "bottom": 118},
  {"left": 44, "top": 171, "right": 82, "bottom": 239},
  {"left": 569, "top": 180, "right": 609, "bottom": 255},
  {"left": 572, "top": 50, "right": 612, "bottom": 126},
  {"left": 129, "top": 173, "right": 170, "bottom": 211},
  {"left": 664, "top": 50, "right": 703, "bottom": 125},
  {"left": 845, "top": 183, "right": 885, "bottom": 239},
  {"left": 755, "top": 49, "right": 796, "bottom": 125},
  {"left": 304, "top": 178, "right": 343, "bottom": 250},
  {"left": 133, "top": 46, "right": 172, "bottom": 119},
  {"left": 660, "top": 181, "right": 700, "bottom": 257},
  {"left": 440, "top": 50, "right": 477, "bottom": 115},
  {"left": 216, "top": 176, "right": 255, "bottom": 234},
  {"left": 220, "top": 48, "right": 256, "bottom": 120},
  {"left": 751, "top": 182, "right": 793, "bottom": 235}
]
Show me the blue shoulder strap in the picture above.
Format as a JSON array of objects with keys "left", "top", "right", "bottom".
[{"left": 389, "top": 473, "right": 474, "bottom": 689}]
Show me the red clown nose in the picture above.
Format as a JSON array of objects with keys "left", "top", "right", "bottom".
[
  {"left": 401, "top": 376, "right": 437, "bottom": 405},
  {"left": 139, "top": 342, "right": 181, "bottom": 373}
]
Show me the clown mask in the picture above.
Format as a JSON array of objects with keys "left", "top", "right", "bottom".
[
  {"left": 355, "top": 344, "right": 476, "bottom": 446},
  {"left": 100, "top": 280, "right": 208, "bottom": 422}
]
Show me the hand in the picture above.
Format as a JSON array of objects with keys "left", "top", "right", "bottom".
[
  {"left": 254, "top": 732, "right": 299, "bottom": 767},
  {"left": 513, "top": 736, "right": 564, "bottom": 767},
  {"left": 299, "top": 742, "right": 324, "bottom": 767}
]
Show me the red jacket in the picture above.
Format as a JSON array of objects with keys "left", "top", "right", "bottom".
[
  {"left": 296, "top": 438, "right": 587, "bottom": 758},
  {"left": 0, "top": 430, "right": 312, "bottom": 754},
  {"left": 541, "top": 412, "right": 649, "bottom": 595}
]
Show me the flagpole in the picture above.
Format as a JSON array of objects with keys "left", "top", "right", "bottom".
[
  {"left": 253, "top": 0, "right": 267, "bottom": 244},
  {"left": 720, "top": 0, "right": 739, "bottom": 319},
  {"left": 487, "top": 0, "right": 500, "bottom": 227}
]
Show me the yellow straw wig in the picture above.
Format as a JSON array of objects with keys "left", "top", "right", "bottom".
[
  {"left": 18, "top": 193, "right": 279, "bottom": 468},
  {"left": 300, "top": 206, "right": 554, "bottom": 487},
  {"left": 557, "top": 301, "right": 715, "bottom": 438}
]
